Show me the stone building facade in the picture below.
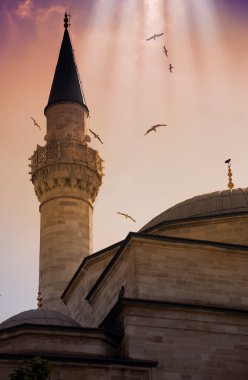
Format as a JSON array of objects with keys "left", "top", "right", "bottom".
[{"left": 1, "top": 14, "right": 248, "bottom": 380}]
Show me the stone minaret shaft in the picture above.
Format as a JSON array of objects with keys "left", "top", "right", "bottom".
[{"left": 29, "top": 15, "right": 103, "bottom": 312}]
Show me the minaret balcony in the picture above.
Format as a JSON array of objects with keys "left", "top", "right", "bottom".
[{"left": 29, "top": 138, "right": 103, "bottom": 177}]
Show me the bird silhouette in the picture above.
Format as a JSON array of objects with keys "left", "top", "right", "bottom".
[
  {"left": 117, "top": 212, "right": 136, "bottom": 223},
  {"left": 169, "top": 64, "right": 174, "bottom": 73},
  {"left": 146, "top": 32, "right": 164, "bottom": 41},
  {"left": 144, "top": 124, "right": 167, "bottom": 136},
  {"left": 225, "top": 159, "right": 231, "bottom": 164},
  {"left": 89, "top": 128, "right": 103, "bottom": 144},
  {"left": 31, "top": 117, "right": 41, "bottom": 130},
  {"left": 163, "top": 46, "right": 168, "bottom": 56}
]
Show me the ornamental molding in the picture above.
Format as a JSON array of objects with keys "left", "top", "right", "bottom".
[
  {"left": 29, "top": 139, "right": 103, "bottom": 176},
  {"left": 29, "top": 140, "right": 103, "bottom": 203}
]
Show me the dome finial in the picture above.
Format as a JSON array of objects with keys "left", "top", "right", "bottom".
[
  {"left": 37, "top": 289, "right": 43, "bottom": 309},
  {"left": 225, "top": 158, "right": 234, "bottom": 190}
]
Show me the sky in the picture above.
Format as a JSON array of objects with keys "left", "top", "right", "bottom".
[{"left": 1, "top": 0, "right": 248, "bottom": 322}]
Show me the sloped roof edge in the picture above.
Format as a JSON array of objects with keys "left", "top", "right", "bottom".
[{"left": 62, "top": 240, "right": 123, "bottom": 301}]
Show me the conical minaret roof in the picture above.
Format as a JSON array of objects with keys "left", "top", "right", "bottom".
[{"left": 45, "top": 14, "right": 88, "bottom": 113}]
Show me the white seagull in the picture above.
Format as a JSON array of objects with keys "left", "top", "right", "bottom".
[
  {"left": 117, "top": 212, "right": 136, "bottom": 223},
  {"left": 146, "top": 32, "right": 164, "bottom": 41}
]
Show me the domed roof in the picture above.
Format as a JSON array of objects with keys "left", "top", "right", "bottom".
[
  {"left": 140, "top": 188, "right": 248, "bottom": 232},
  {"left": 0, "top": 309, "right": 81, "bottom": 330}
]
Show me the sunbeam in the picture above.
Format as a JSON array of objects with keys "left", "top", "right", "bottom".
[{"left": 1, "top": 0, "right": 248, "bottom": 323}]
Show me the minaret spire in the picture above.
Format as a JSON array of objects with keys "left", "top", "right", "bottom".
[{"left": 45, "top": 13, "right": 88, "bottom": 114}]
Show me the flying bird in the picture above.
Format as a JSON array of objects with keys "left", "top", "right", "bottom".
[
  {"left": 144, "top": 124, "right": 167, "bottom": 136},
  {"left": 31, "top": 117, "right": 41, "bottom": 130},
  {"left": 225, "top": 159, "right": 231, "bottom": 164},
  {"left": 89, "top": 128, "right": 103, "bottom": 144},
  {"left": 163, "top": 46, "right": 168, "bottom": 56},
  {"left": 146, "top": 32, "right": 164, "bottom": 41},
  {"left": 117, "top": 212, "right": 136, "bottom": 223},
  {"left": 169, "top": 64, "right": 174, "bottom": 73}
]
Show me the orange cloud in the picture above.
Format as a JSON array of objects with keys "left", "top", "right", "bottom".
[
  {"left": 36, "top": 5, "right": 66, "bottom": 23},
  {"left": 15, "top": 0, "right": 33, "bottom": 18},
  {"left": 13, "top": 1, "right": 65, "bottom": 23}
]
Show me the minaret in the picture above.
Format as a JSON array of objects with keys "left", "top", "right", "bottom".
[{"left": 29, "top": 14, "right": 103, "bottom": 312}]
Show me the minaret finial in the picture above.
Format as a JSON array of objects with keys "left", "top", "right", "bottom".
[
  {"left": 225, "top": 158, "right": 234, "bottom": 190},
  {"left": 37, "top": 289, "right": 43, "bottom": 309},
  {"left": 64, "top": 12, "right": 69, "bottom": 29}
]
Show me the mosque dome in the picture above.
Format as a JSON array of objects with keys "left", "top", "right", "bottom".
[
  {"left": 0, "top": 309, "right": 81, "bottom": 330},
  {"left": 140, "top": 188, "right": 248, "bottom": 232}
]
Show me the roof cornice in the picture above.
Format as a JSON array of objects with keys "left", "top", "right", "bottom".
[
  {"left": 0, "top": 352, "right": 157, "bottom": 368},
  {"left": 100, "top": 297, "right": 248, "bottom": 331},
  {"left": 140, "top": 210, "right": 248, "bottom": 234}
]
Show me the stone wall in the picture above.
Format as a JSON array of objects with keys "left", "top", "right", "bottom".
[
  {"left": 67, "top": 235, "right": 248, "bottom": 328},
  {"left": 45, "top": 102, "right": 88, "bottom": 142},
  {"left": 133, "top": 238, "right": 248, "bottom": 310},
  {"left": 121, "top": 305, "right": 248, "bottom": 380},
  {"left": 63, "top": 234, "right": 248, "bottom": 379}
]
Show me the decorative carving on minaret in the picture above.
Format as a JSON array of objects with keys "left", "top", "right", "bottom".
[
  {"left": 29, "top": 139, "right": 103, "bottom": 204},
  {"left": 29, "top": 139, "right": 103, "bottom": 174}
]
